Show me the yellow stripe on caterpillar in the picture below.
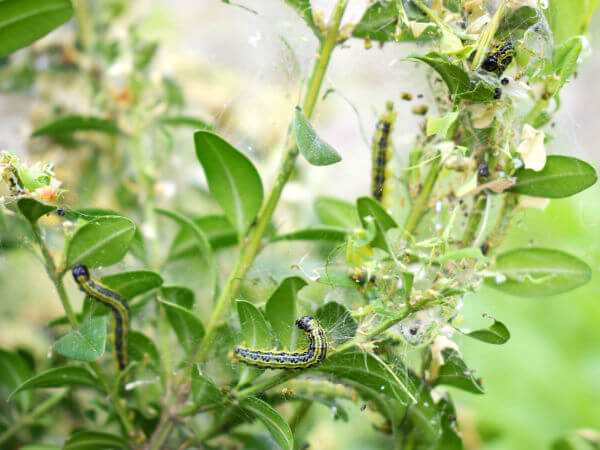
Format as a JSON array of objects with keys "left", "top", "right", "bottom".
[
  {"left": 72, "top": 264, "right": 130, "bottom": 371},
  {"left": 233, "top": 316, "right": 327, "bottom": 370}
]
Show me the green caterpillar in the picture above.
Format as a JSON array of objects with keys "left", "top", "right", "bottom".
[
  {"left": 233, "top": 316, "right": 327, "bottom": 369},
  {"left": 72, "top": 265, "right": 130, "bottom": 370}
]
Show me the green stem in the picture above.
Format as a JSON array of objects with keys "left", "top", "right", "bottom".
[
  {"left": 0, "top": 390, "right": 68, "bottom": 446},
  {"left": 195, "top": 0, "right": 349, "bottom": 364},
  {"left": 74, "top": 0, "right": 94, "bottom": 51},
  {"left": 404, "top": 154, "right": 441, "bottom": 234},
  {"left": 462, "top": 193, "right": 487, "bottom": 247},
  {"left": 471, "top": 0, "right": 505, "bottom": 70},
  {"left": 289, "top": 400, "right": 312, "bottom": 435}
]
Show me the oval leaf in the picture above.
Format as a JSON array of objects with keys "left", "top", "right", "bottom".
[
  {"left": 168, "top": 215, "right": 237, "bottom": 261},
  {"left": 294, "top": 107, "right": 342, "bottom": 166},
  {"left": 509, "top": 155, "right": 597, "bottom": 198},
  {"left": 236, "top": 300, "right": 273, "bottom": 385},
  {"left": 10, "top": 367, "right": 99, "bottom": 399},
  {"left": 408, "top": 53, "right": 471, "bottom": 94},
  {"left": 315, "top": 302, "right": 358, "bottom": 345},
  {"left": 192, "top": 365, "right": 225, "bottom": 406},
  {"left": 100, "top": 271, "right": 163, "bottom": 299},
  {"left": 17, "top": 198, "right": 56, "bottom": 223},
  {"left": 0, "top": 0, "right": 74, "bottom": 58},
  {"left": 271, "top": 226, "right": 347, "bottom": 243},
  {"left": 161, "top": 286, "right": 195, "bottom": 310},
  {"left": 194, "top": 131, "right": 264, "bottom": 236},
  {"left": 265, "top": 277, "right": 307, "bottom": 349},
  {"left": 356, "top": 197, "right": 398, "bottom": 250},
  {"left": 54, "top": 318, "right": 107, "bottom": 362},
  {"left": 159, "top": 299, "right": 205, "bottom": 353},
  {"left": 239, "top": 396, "right": 293, "bottom": 450},
  {"left": 31, "top": 115, "right": 121, "bottom": 137},
  {"left": 64, "top": 431, "right": 128, "bottom": 450},
  {"left": 315, "top": 197, "right": 358, "bottom": 228},
  {"left": 0, "top": 349, "right": 34, "bottom": 411},
  {"left": 486, "top": 247, "right": 591, "bottom": 296},
  {"left": 66, "top": 216, "right": 135, "bottom": 268},
  {"left": 317, "top": 349, "right": 417, "bottom": 404},
  {"left": 128, "top": 331, "right": 160, "bottom": 369},
  {"left": 460, "top": 318, "right": 510, "bottom": 345},
  {"left": 434, "top": 349, "right": 485, "bottom": 394}
]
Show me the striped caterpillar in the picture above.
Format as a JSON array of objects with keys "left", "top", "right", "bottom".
[
  {"left": 72, "top": 265, "right": 130, "bottom": 370},
  {"left": 371, "top": 101, "right": 397, "bottom": 205},
  {"left": 481, "top": 41, "right": 515, "bottom": 76},
  {"left": 233, "top": 316, "right": 327, "bottom": 370}
]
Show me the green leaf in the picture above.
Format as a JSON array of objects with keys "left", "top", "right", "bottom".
[
  {"left": 426, "top": 112, "right": 459, "bottom": 138},
  {"left": 552, "top": 36, "right": 584, "bottom": 91},
  {"left": 66, "top": 216, "right": 136, "bottom": 268},
  {"left": 17, "top": 198, "right": 56, "bottom": 223},
  {"left": 0, "top": 0, "right": 74, "bottom": 58},
  {"left": 265, "top": 277, "right": 307, "bottom": 349},
  {"left": 460, "top": 318, "right": 510, "bottom": 345},
  {"left": 434, "top": 396, "right": 463, "bottom": 450},
  {"left": 456, "top": 80, "right": 496, "bottom": 103},
  {"left": 31, "top": 115, "right": 121, "bottom": 137},
  {"left": 315, "top": 302, "right": 357, "bottom": 345},
  {"left": 158, "top": 116, "right": 213, "bottom": 130},
  {"left": 408, "top": 53, "right": 471, "bottom": 94},
  {"left": 317, "top": 349, "right": 417, "bottom": 403},
  {"left": 486, "top": 247, "right": 592, "bottom": 297},
  {"left": 236, "top": 300, "right": 273, "bottom": 385},
  {"left": 294, "top": 107, "right": 342, "bottom": 166},
  {"left": 159, "top": 299, "right": 205, "bottom": 353},
  {"left": 168, "top": 215, "right": 237, "bottom": 261},
  {"left": 194, "top": 131, "right": 264, "bottom": 236},
  {"left": 315, "top": 197, "right": 358, "bottom": 228},
  {"left": 128, "top": 331, "right": 160, "bottom": 368},
  {"left": 271, "top": 226, "right": 347, "bottom": 243},
  {"left": 356, "top": 197, "right": 398, "bottom": 250},
  {"left": 64, "top": 431, "right": 128, "bottom": 450},
  {"left": 192, "top": 366, "right": 225, "bottom": 406},
  {"left": 510, "top": 155, "right": 597, "bottom": 198},
  {"left": 352, "top": 0, "right": 398, "bottom": 42},
  {"left": 100, "top": 271, "right": 163, "bottom": 299},
  {"left": 21, "top": 445, "right": 62, "bottom": 450},
  {"left": 161, "top": 286, "right": 195, "bottom": 309},
  {"left": 239, "top": 397, "right": 293, "bottom": 450},
  {"left": 156, "top": 208, "right": 216, "bottom": 288},
  {"left": 283, "top": 0, "right": 320, "bottom": 39},
  {"left": 545, "top": 0, "right": 599, "bottom": 44},
  {"left": 0, "top": 349, "right": 33, "bottom": 411},
  {"left": 54, "top": 318, "right": 107, "bottom": 362},
  {"left": 10, "top": 367, "right": 100, "bottom": 399},
  {"left": 434, "top": 349, "right": 485, "bottom": 394},
  {"left": 316, "top": 266, "right": 358, "bottom": 288}
]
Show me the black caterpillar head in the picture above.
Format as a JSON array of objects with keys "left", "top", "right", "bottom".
[
  {"left": 295, "top": 316, "right": 314, "bottom": 332},
  {"left": 72, "top": 264, "right": 90, "bottom": 281}
]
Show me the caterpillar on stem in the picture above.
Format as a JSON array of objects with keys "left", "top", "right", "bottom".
[
  {"left": 72, "top": 264, "right": 130, "bottom": 370},
  {"left": 371, "top": 101, "right": 397, "bottom": 206},
  {"left": 232, "top": 316, "right": 327, "bottom": 370}
]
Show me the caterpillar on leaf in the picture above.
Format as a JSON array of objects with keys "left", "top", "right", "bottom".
[
  {"left": 232, "top": 316, "right": 327, "bottom": 370},
  {"left": 72, "top": 264, "right": 130, "bottom": 370}
]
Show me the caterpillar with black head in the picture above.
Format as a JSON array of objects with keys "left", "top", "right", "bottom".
[
  {"left": 232, "top": 316, "right": 327, "bottom": 370},
  {"left": 372, "top": 101, "right": 397, "bottom": 205},
  {"left": 72, "top": 265, "right": 130, "bottom": 370},
  {"left": 481, "top": 41, "right": 515, "bottom": 76}
]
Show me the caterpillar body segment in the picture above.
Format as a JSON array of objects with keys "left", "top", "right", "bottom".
[
  {"left": 233, "top": 316, "right": 327, "bottom": 370},
  {"left": 72, "top": 264, "right": 130, "bottom": 370},
  {"left": 372, "top": 101, "right": 397, "bottom": 206}
]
